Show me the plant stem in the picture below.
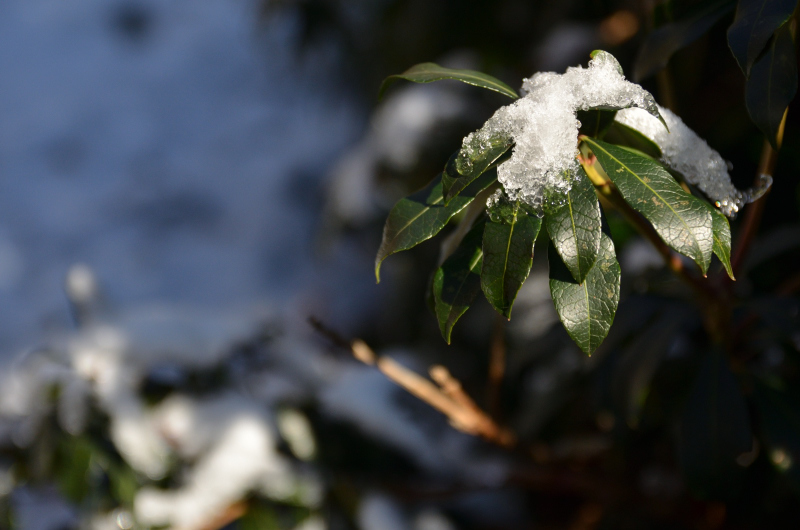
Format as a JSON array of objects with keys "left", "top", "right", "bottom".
[
  {"left": 309, "top": 317, "right": 516, "bottom": 447},
  {"left": 487, "top": 313, "right": 506, "bottom": 419},
  {"left": 729, "top": 125, "right": 783, "bottom": 277}
]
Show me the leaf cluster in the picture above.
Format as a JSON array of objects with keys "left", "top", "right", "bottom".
[
  {"left": 635, "top": 0, "right": 799, "bottom": 148},
  {"left": 375, "top": 59, "right": 733, "bottom": 355}
]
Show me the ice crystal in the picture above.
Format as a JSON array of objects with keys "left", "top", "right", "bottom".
[
  {"left": 459, "top": 51, "right": 660, "bottom": 213},
  {"left": 615, "top": 106, "right": 771, "bottom": 217}
]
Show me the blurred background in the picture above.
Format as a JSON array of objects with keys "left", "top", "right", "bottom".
[{"left": 2, "top": 0, "right": 800, "bottom": 529}]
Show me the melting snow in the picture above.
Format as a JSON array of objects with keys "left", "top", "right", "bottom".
[
  {"left": 460, "top": 51, "right": 659, "bottom": 213},
  {"left": 615, "top": 106, "right": 771, "bottom": 216}
]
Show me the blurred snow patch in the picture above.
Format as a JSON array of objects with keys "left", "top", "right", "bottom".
[
  {"left": 357, "top": 493, "right": 407, "bottom": 530},
  {"left": 325, "top": 84, "right": 469, "bottom": 226},
  {"left": 621, "top": 239, "right": 664, "bottom": 275},
  {"left": 137, "top": 393, "right": 320, "bottom": 529},
  {"left": 414, "top": 509, "right": 457, "bottom": 530}
]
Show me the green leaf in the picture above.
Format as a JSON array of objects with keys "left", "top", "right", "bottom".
[
  {"left": 433, "top": 219, "right": 485, "bottom": 343},
  {"left": 375, "top": 170, "right": 497, "bottom": 282},
  {"left": 549, "top": 233, "right": 621, "bottom": 355},
  {"left": 577, "top": 109, "right": 618, "bottom": 138},
  {"left": 108, "top": 462, "right": 139, "bottom": 507},
  {"left": 745, "top": 20, "right": 798, "bottom": 149},
  {"left": 378, "top": 62, "right": 519, "bottom": 100},
  {"left": 442, "top": 136, "right": 513, "bottom": 204},
  {"left": 728, "top": 0, "right": 797, "bottom": 76},
  {"left": 56, "top": 435, "right": 94, "bottom": 504},
  {"left": 583, "top": 137, "right": 714, "bottom": 274},
  {"left": 481, "top": 194, "right": 542, "bottom": 318},
  {"left": 545, "top": 168, "right": 602, "bottom": 284},
  {"left": 753, "top": 378, "right": 800, "bottom": 489},
  {"left": 634, "top": 0, "right": 736, "bottom": 80},
  {"left": 604, "top": 120, "right": 663, "bottom": 159},
  {"left": 677, "top": 351, "right": 752, "bottom": 499},
  {"left": 707, "top": 203, "right": 735, "bottom": 279}
]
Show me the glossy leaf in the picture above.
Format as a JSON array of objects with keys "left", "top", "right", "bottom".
[
  {"left": 481, "top": 195, "right": 542, "bottom": 318},
  {"left": 577, "top": 109, "right": 618, "bottom": 138},
  {"left": 708, "top": 204, "right": 735, "bottom": 279},
  {"left": 443, "top": 136, "right": 513, "bottom": 204},
  {"left": 583, "top": 137, "right": 714, "bottom": 274},
  {"left": 433, "top": 219, "right": 485, "bottom": 343},
  {"left": 549, "top": 233, "right": 621, "bottom": 356},
  {"left": 753, "top": 379, "right": 800, "bottom": 489},
  {"left": 745, "top": 20, "right": 798, "bottom": 149},
  {"left": 378, "top": 62, "right": 519, "bottom": 100},
  {"left": 634, "top": 0, "right": 736, "bottom": 80},
  {"left": 728, "top": 0, "right": 797, "bottom": 76},
  {"left": 375, "top": 170, "right": 497, "bottom": 282},
  {"left": 604, "top": 120, "right": 663, "bottom": 159},
  {"left": 677, "top": 352, "right": 752, "bottom": 498},
  {"left": 545, "top": 168, "right": 602, "bottom": 284}
]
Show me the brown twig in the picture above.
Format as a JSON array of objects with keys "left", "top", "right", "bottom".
[
  {"left": 310, "top": 317, "right": 516, "bottom": 448},
  {"left": 195, "top": 501, "right": 248, "bottom": 530},
  {"left": 487, "top": 313, "right": 507, "bottom": 418},
  {"left": 730, "top": 132, "right": 782, "bottom": 277}
]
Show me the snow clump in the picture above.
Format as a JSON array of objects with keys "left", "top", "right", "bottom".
[
  {"left": 459, "top": 51, "right": 661, "bottom": 213},
  {"left": 615, "top": 106, "right": 771, "bottom": 217}
]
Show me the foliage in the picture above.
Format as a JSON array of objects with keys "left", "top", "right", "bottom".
[
  {"left": 376, "top": 52, "right": 734, "bottom": 355},
  {"left": 373, "top": 0, "right": 800, "bottom": 520}
]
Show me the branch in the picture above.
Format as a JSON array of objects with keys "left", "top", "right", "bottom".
[
  {"left": 730, "top": 130, "right": 783, "bottom": 277},
  {"left": 309, "top": 318, "right": 516, "bottom": 448},
  {"left": 487, "top": 313, "right": 506, "bottom": 418}
]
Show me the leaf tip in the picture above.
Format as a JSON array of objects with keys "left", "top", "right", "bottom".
[{"left": 439, "top": 325, "right": 453, "bottom": 344}]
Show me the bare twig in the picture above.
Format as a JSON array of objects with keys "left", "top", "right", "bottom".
[
  {"left": 487, "top": 313, "right": 506, "bottom": 418},
  {"left": 310, "top": 318, "right": 516, "bottom": 447},
  {"left": 730, "top": 132, "right": 782, "bottom": 277},
  {"left": 195, "top": 501, "right": 248, "bottom": 530}
]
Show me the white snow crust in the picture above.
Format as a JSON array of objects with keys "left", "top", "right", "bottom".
[
  {"left": 615, "top": 106, "right": 770, "bottom": 216},
  {"left": 461, "top": 52, "right": 659, "bottom": 212}
]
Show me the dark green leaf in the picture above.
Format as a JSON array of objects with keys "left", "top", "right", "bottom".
[
  {"left": 56, "top": 435, "right": 93, "bottom": 503},
  {"left": 433, "top": 219, "right": 485, "bottom": 343},
  {"left": 745, "top": 20, "right": 798, "bottom": 149},
  {"left": 612, "top": 311, "right": 685, "bottom": 428},
  {"left": 375, "top": 170, "right": 497, "bottom": 282},
  {"left": 481, "top": 195, "right": 542, "bottom": 318},
  {"left": 728, "top": 0, "right": 797, "bottom": 76},
  {"left": 378, "top": 62, "right": 518, "bottom": 100},
  {"left": 677, "top": 351, "right": 752, "bottom": 499},
  {"left": 708, "top": 203, "right": 735, "bottom": 279},
  {"left": 583, "top": 137, "right": 714, "bottom": 274},
  {"left": 442, "top": 136, "right": 513, "bottom": 204},
  {"left": 545, "top": 168, "right": 602, "bottom": 284},
  {"left": 634, "top": 0, "right": 736, "bottom": 80},
  {"left": 108, "top": 462, "right": 139, "bottom": 507},
  {"left": 238, "top": 505, "right": 282, "bottom": 530},
  {"left": 753, "top": 378, "right": 800, "bottom": 489},
  {"left": 577, "top": 109, "right": 618, "bottom": 138},
  {"left": 604, "top": 120, "right": 663, "bottom": 159},
  {"left": 549, "top": 233, "right": 621, "bottom": 355}
]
